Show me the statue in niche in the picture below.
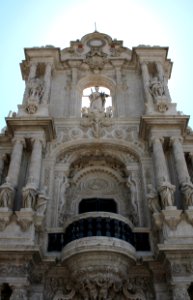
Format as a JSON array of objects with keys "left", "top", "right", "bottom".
[
  {"left": 0, "top": 178, "right": 14, "bottom": 209},
  {"left": 180, "top": 177, "right": 193, "bottom": 207},
  {"left": 149, "top": 76, "right": 165, "bottom": 98},
  {"left": 35, "top": 186, "right": 48, "bottom": 215},
  {"left": 158, "top": 177, "right": 176, "bottom": 208},
  {"left": 146, "top": 184, "right": 161, "bottom": 213},
  {"left": 89, "top": 86, "right": 109, "bottom": 113},
  {"left": 26, "top": 77, "right": 44, "bottom": 114},
  {"left": 127, "top": 175, "right": 138, "bottom": 225},
  {"left": 22, "top": 187, "right": 37, "bottom": 209},
  {"left": 27, "top": 77, "right": 44, "bottom": 102},
  {"left": 58, "top": 176, "right": 70, "bottom": 218}
]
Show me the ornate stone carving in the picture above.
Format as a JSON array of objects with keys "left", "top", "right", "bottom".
[
  {"left": 162, "top": 206, "right": 182, "bottom": 230},
  {"left": 172, "top": 285, "right": 190, "bottom": 300},
  {"left": 0, "top": 180, "right": 14, "bottom": 209},
  {"left": 180, "top": 177, "right": 193, "bottom": 207},
  {"left": 158, "top": 177, "right": 176, "bottom": 208},
  {"left": 146, "top": 184, "right": 161, "bottom": 213},
  {"left": 22, "top": 185, "right": 37, "bottom": 209},
  {"left": 25, "top": 77, "right": 44, "bottom": 114},
  {"left": 84, "top": 47, "right": 108, "bottom": 71},
  {"left": 10, "top": 288, "right": 28, "bottom": 300}
]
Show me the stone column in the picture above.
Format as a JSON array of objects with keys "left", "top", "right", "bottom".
[
  {"left": 141, "top": 62, "right": 153, "bottom": 112},
  {"left": 23, "top": 62, "right": 38, "bottom": 103},
  {"left": 152, "top": 137, "right": 169, "bottom": 184},
  {"left": 171, "top": 137, "right": 193, "bottom": 207},
  {"left": 171, "top": 137, "right": 190, "bottom": 183},
  {"left": 151, "top": 137, "right": 176, "bottom": 208},
  {"left": 7, "top": 137, "right": 25, "bottom": 188},
  {"left": 42, "top": 62, "right": 52, "bottom": 104},
  {"left": 27, "top": 138, "right": 43, "bottom": 188},
  {"left": 22, "top": 137, "right": 44, "bottom": 209}
]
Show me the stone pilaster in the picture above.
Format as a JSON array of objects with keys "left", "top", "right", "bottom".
[
  {"left": 42, "top": 62, "right": 52, "bottom": 104},
  {"left": 141, "top": 62, "right": 153, "bottom": 112}
]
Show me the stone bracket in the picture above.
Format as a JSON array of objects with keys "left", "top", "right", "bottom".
[
  {"left": 0, "top": 208, "right": 13, "bottom": 231},
  {"left": 161, "top": 206, "right": 182, "bottom": 230},
  {"left": 15, "top": 209, "right": 34, "bottom": 231}
]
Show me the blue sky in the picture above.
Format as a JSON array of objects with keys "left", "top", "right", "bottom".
[{"left": 0, "top": 0, "right": 193, "bottom": 129}]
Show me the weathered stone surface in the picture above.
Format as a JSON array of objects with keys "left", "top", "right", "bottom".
[{"left": 0, "top": 31, "right": 193, "bottom": 299}]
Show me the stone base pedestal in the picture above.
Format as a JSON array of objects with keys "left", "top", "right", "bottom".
[
  {"left": 162, "top": 206, "right": 182, "bottom": 230},
  {"left": 0, "top": 208, "right": 12, "bottom": 231}
]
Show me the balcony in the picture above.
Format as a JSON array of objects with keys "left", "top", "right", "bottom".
[
  {"left": 47, "top": 213, "right": 151, "bottom": 298},
  {"left": 48, "top": 213, "right": 150, "bottom": 252}
]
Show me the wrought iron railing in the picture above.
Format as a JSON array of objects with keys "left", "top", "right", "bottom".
[{"left": 48, "top": 217, "right": 150, "bottom": 252}]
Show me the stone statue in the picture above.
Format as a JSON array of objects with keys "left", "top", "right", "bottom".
[
  {"left": 149, "top": 76, "right": 165, "bottom": 98},
  {"left": 146, "top": 184, "right": 161, "bottom": 213},
  {"left": 89, "top": 86, "right": 108, "bottom": 112},
  {"left": 22, "top": 187, "right": 37, "bottom": 209},
  {"left": 0, "top": 179, "right": 14, "bottom": 209},
  {"left": 36, "top": 187, "right": 48, "bottom": 215},
  {"left": 127, "top": 175, "right": 138, "bottom": 225},
  {"left": 158, "top": 177, "right": 176, "bottom": 208},
  {"left": 27, "top": 78, "right": 44, "bottom": 103},
  {"left": 180, "top": 177, "right": 193, "bottom": 207}
]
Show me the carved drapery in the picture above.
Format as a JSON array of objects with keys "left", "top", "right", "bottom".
[{"left": 172, "top": 285, "right": 190, "bottom": 300}]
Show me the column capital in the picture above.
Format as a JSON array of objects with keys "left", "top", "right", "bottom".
[
  {"left": 150, "top": 136, "right": 164, "bottom": 147},
  {"left": 31, "top": 136, "right": 45, "bottom": 147},
  {"left": 170, "top": 136, "right": 183, "bottom": 145},
  {"left": 12, "top": 137, "right": 26, "bottom": 147}
]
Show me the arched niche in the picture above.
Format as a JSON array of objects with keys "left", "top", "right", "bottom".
[{"left": 76, "top": 75, "right": 116, "bottom": 116}]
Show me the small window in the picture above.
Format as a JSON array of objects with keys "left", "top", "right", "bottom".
[{"left": 79, "top": 198, "right": 117, "bottom": 214}]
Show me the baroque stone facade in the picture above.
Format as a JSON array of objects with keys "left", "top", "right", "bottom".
[{"left": 0, "top": 31, "right": 193, "bottom": 299}]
